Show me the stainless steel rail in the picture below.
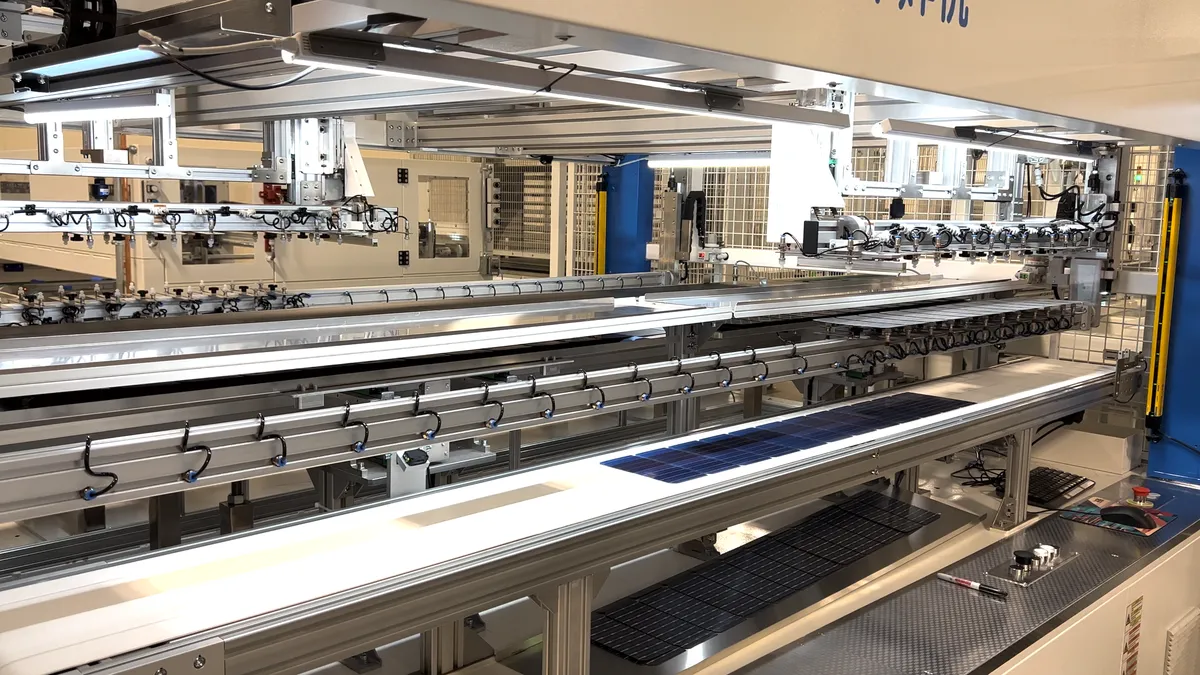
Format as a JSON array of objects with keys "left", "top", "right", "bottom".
[
  {"left": 0, "top": 298, "right": 726, "bottom": 398},
  {"left": 728, "top": 279, "right": 1030, "bottom": 319},
  {"left": 0, "top": 309, "right": 1083, "bottom": 523}
]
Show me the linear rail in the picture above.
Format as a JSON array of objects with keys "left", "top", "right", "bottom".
[
  {"left": 0, "top": 309, "right": 1082, "bottom": 523},
  {"left": 0, "top": 200, "right": 400, "bottom": 235},
  {"left": 2, "top": 272, "right": 672, "bottom": 325}
]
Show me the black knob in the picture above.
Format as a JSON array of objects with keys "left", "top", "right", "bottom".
[
  {"left": 1014, "top": 550, "right": 1036, "bottom": 567},
  {"left": 65, "top": 293, "right": 77, "bottom": 301},
  {"left": 208, "top": 287, "right": 219, "bottom": 294},
  {"left": 24, "top": 294, "right": 37, "bottom": 302},
  {"left": 173, "top": 288, "right": 184, "bottom": 296},
  {"left": 137, "top": 290, "right": 148, "bottom": 298},
  {"left": 268, "top": 284, "right": 278, "bottom": 291},
  {"left": 239, "top": 285, "right": 249, "bottom": 293},
  {"left": 102, "top": 292, "right": 113, "bottom": 299}
]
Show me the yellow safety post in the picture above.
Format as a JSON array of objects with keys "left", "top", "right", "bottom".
[
  {"left": 1147, "top": 170, "right": 1185, "bottom": 419},
  {"left": 595, "top": 175, "right": 608, "bottom": 274}
]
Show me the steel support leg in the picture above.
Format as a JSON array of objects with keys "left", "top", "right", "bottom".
[
  {"left": 508, "top": 429, "right": 522, "bottom": 471},
  {"left": 534, "top": 576, "right": 595, "bottom": 675},
  {"left": 665, "top": 326, "right": 698, "bottom": 436},
  {"left": 81, "top": 505, "right": 106, "bottom": 532},
  {"left": 992, "top": 428, "right": 1034, "bottom": 530},
  {"left": 896, "top": 465, "right": 921, "bottom": 494},
  {"left": 421, "top": 620, "right": 465, "bottom": 675},
  {"left": 149, "top": 492, "right": 183, "bottom": 549},
  {"left": 219, "top": 481, "right": 254, "bottom": 534},
  {"left": 743, "top": 386, "right": 764, "bottom": 419}
]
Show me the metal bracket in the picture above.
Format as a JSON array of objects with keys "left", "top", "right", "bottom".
[
  {"left": 702, "top": 89, "right": 744, "bottom": 113},
  {"left": 79, "top": 638, "right": 223, "bottom": 675},
  {"left": 384, "top": 121, "right": 416, "bottom": 149},
  {"left": 991, "top": 429, "right": 1033, "bottom": 530},
  {"left": 1113, "top": 349, "right": 1145, "bottom": 401}
]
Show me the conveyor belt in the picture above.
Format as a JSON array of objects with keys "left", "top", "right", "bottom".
[
  {"left": 0, "top": 359, "right": 1114, "bottom": 675},
  {"left": 592, "top": 492, "right": 942, "bottom": 665}
]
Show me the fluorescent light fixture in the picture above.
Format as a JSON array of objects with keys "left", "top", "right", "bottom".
[
  {"left": 872, "top": 118, "right": 1095, "bottom": 163},
  {"left": 611, "top": 77, "right": 699, "bottom": 93},
  {"left": 1007, "top": 132, "right": 1074, "bottom": 146},
  {"left": 536, "top": 91, "right": 788, "bottom": 126},
  {"left": 23, "top": 91, "right": 172, "bottom": 124},
  {"left": 282, "top": 50, "right": 530, "bottom": 94},
  {"left": 648, "top": 153, "right": 771, "bottom": 168},
  {"left": 283, "top": 37, "right": 849, "bottom": 130},
  {"left": 384, "top": 42, "right": 441, "bottom": 55}
]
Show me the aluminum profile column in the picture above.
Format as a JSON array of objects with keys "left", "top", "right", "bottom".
[{"left": 602, "top": 155, "right": 653, "bottom": 273}]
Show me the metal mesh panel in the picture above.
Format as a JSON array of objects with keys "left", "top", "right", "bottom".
[
  {"left": 571, "top": 163, "right": 603, "bottom": 275},
  {"left": 1057, "top": 146, "right": 1171, "bottom": 372},
  {"left": 651, "top": 168, "right": 669, "bottom": 246},
  {"left": 1118, "top": 146, "right": 1174, "bottom": 271},
  {"left": 419, "top": 176, "right": 469, "bottom": 236},
  {"left": 703, "top": 166, "right": 771, "bottom": 249},
  {"left": 675, "top": 261, "right": 843, "bottom": 284},
  {"left": 490, "top": 161, "right": 551, "bottom": 258},
  {"left": 1057, "top": 294, "right": 1151, "bottom": 365},
  {"left": 407, "top": 152, "right": 476, "bottom": 163}
]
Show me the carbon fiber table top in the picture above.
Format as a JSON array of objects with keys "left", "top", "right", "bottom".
[{"left": 737, "top": 477, "right": 1200, "bottom": 675}]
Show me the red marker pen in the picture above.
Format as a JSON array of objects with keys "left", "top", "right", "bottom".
[{"left": 937, "top": 572, "right": 1009, "bottom": 598}]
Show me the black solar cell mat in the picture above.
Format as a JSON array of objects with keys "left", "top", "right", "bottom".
[
  {"left": 851, "top": 489, "right": 942, "bottom": 525},
  {"left": 601, "top": 392, "right": 971, "bottom": 484},
  {"left": 772, "top": 529, "right": 864, "bottom": 565},
  {"left": 592, "top": 494, "right": 941, "bottom": 665},
  {"left": 635, "top": 586, "right": 743, "bottom": 632},
  {"left": 670, "top": 574, "right": 766, "bottom": 617},
  {"left": 748, "top": 538, "right": 844, "bottom": 578}
]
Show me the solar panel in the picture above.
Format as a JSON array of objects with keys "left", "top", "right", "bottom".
[
  {"left": 591, "top": 494, "right": 941, "bottom": 665},
  {"left": 601, "top": 392, "right": 972, "bottom": 484}
]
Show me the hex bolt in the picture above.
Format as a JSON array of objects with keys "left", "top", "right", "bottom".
[
  {"left": 193, "top": 655, "right": 206, "bottom": 669},
  {"left": 155, "top": 669, "right": 167, "bottom": 675},
  {"left": 264, "top": 2, "right": 273, "bottom": 11}
]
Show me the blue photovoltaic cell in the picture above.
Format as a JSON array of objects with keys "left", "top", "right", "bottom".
[{"left": 601, "top": 392, "right": 972, "bottom": 484}]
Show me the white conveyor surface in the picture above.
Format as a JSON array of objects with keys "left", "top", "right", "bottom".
[{"left": 0, "top": 359, "right": 1108, "bottom": 675}]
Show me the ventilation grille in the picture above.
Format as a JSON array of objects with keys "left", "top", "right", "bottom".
[{"left": 1165, "top": 608, "right": 1200, "bottom": 675}]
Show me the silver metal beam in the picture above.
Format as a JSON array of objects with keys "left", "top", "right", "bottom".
[
  {"left": 286, "top": 31, "right": 849, "bottom": 130},
  {"left": 0, "top": 318, "right": 1085, "bottom": 523}
]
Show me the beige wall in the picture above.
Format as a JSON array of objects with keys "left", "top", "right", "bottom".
[{"left": 0, "top": 127, "right": 487, "bottom": 291}]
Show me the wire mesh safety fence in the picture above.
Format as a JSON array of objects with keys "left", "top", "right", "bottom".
[
  {"left": 490, "top": 160, "right": 552, "bottom": 258},
  {"left": 569, "top": 163, "right": 604, "bottom": 275}
]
